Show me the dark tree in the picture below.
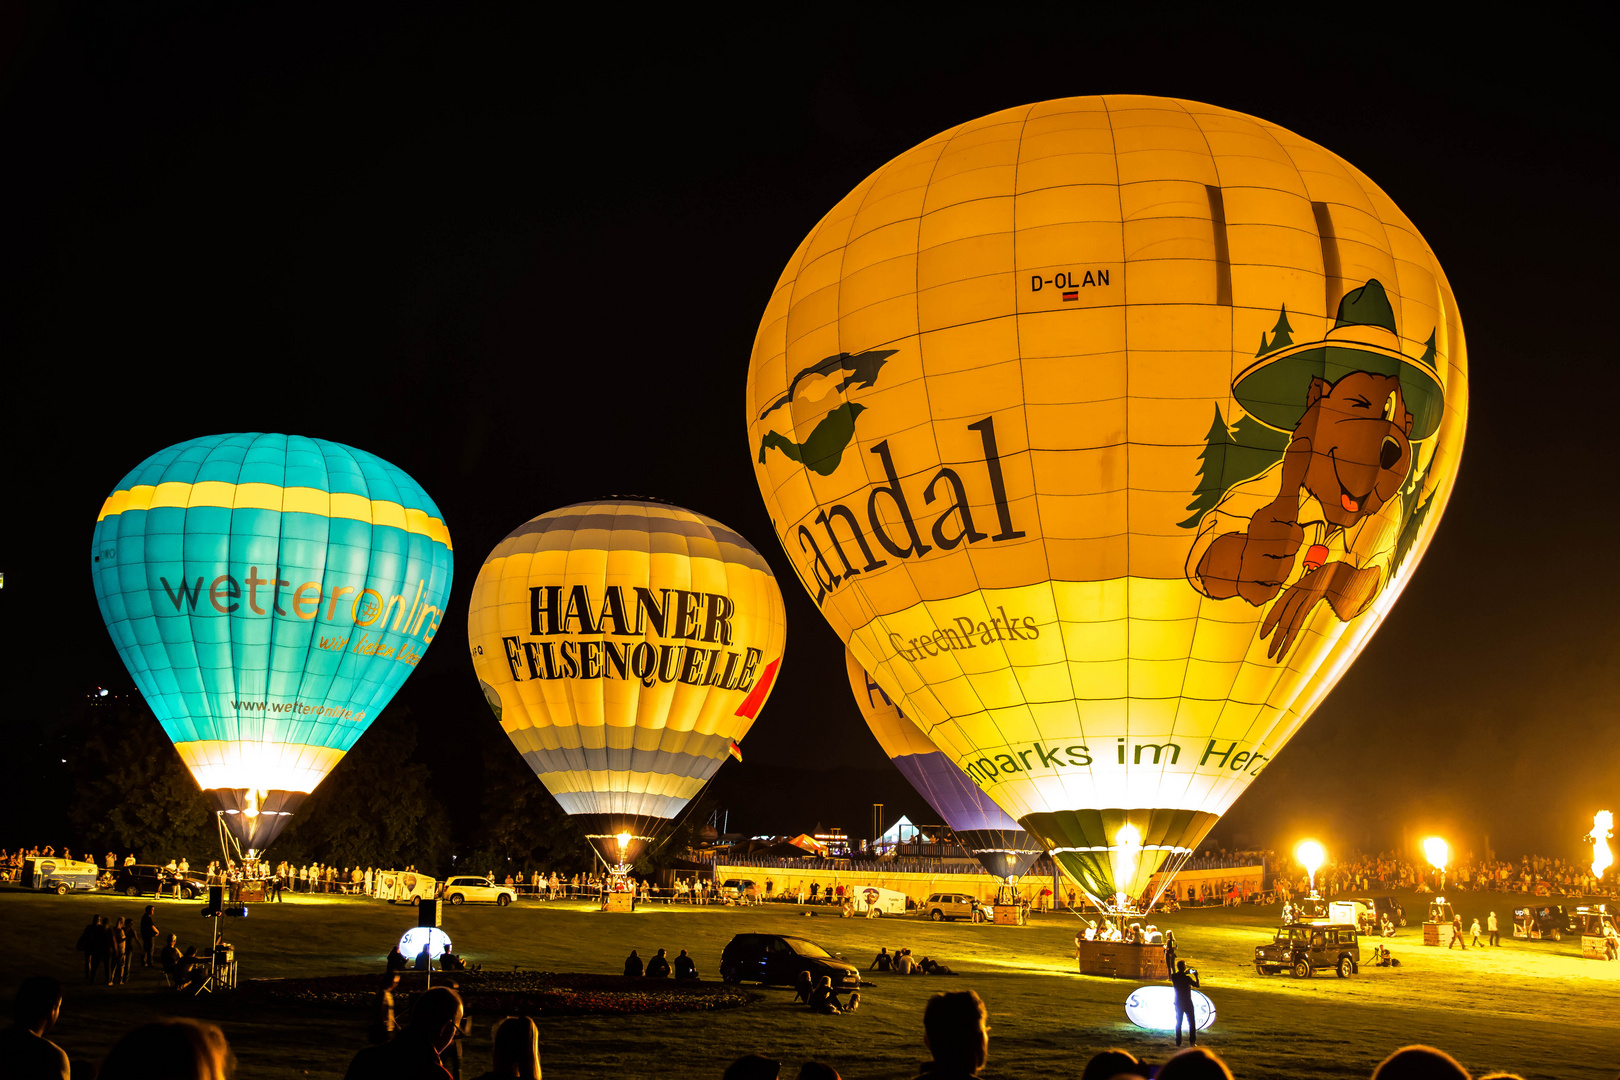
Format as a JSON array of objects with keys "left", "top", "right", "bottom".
[
  {"left": 273, "top": 706, "right": 452, "bottom": 871},
  {"left": 65, "top": 699, "right": 215, "bottom": 862}
]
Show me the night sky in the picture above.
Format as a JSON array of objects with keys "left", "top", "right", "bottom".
[{"left": 3, "top": 6, "right": 1615, "bottom": 858}]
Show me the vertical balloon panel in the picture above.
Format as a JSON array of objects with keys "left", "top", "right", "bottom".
[
  {"left": 747, "top": 96, "right": 1467, "bottom": 908},
  {"left": 92, "top": 433, "right": 453, "bottom": 850}
]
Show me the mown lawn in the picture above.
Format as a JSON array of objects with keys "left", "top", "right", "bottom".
[{"left": 5, "top": 886, "right": 1616, "bottom": 1079}]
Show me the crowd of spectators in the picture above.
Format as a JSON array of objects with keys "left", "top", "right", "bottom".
[
  {"left": 0, "top": 963, "right": 1573, "bottom": 1080},
  {"left": 1270, "top": 849, "right": 1616, "bottom": 900}
]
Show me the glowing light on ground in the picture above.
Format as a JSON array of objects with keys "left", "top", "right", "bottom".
[
  {"left": 1124, "top": 985, "right": 1215, "bottom": 1031},
  {"left": 398, "top": 926, "right": 451, "bottom": 960}
]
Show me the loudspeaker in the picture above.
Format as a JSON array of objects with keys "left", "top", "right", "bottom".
[
  {"left": 419, "top": 899, "right": 443, "bottom": 928},
  {"left": 201, "top": 885, "right": 225, "bottom": 917}
]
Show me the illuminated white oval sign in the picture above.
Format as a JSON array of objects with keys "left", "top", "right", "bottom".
[
  {"left": 398, "top": 926, "right": 452, "bottom": 960},
  {"left": 1123, "top": 985, "right": 1215, "bottom": 1031}
]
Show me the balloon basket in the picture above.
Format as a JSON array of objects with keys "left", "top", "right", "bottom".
[
  {"left": 601, "top": 892, "right": 635, "bottom": 913},
  {"left": 1422, "top": 922, "right": 1456, "bottom": 947},
  {"left": 1077, "top": 940, "right": 1169, "bottom": 979},
  {"left": 992, "top": 905, "right": 1027, "bottom": 925}
]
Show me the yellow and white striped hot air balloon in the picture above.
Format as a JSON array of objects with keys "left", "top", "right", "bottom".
[
  {"left": 746, "top": 95, "right": 1467, "bottom": 910},
  {"left": 467, "top": 500, "right": 787, "bottom": 869}
]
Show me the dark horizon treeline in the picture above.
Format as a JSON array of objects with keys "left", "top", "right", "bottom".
[{"left": 4, "top": 686, "right": 721, "bottom": 877}]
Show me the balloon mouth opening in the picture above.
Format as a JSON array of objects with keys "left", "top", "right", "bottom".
[{"left": 208, "top": 789, "right": 305, "bottom": 849}]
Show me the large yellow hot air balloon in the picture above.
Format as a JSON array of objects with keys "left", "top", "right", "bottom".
[
  {"left": 746, "top": 96, "right": 1467, "bottom": 910},
  {"left": 467, "top": 500, "right": 787, "bottom": 871}
]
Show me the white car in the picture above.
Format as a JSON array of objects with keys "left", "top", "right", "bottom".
[{"left": 441, "top": 876, "right": 516, "bottom": 906}]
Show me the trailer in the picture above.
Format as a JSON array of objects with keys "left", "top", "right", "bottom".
[
  {"left": 23, "top": 857, "right": 101, "bottom": 895},
  {"left": 851, "top": 885, "right": 907, "bottom": 916},
  {"left": 377, "top": 870, "right": 438, "bottom": 905}
]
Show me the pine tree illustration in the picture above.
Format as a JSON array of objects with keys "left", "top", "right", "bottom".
[
  {"left": 1418, "top": 329, "right": 1437, "bottom": 366},
  {"left": 1178, "top": 407, "right": 1290, "bottom": 528},
  {"left": 1256, "top": 305, "right": 1295, "bottom": 357}
]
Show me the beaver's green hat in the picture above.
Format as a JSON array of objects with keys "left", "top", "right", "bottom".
[{"left": 1232, "top": 280, "right": 1445, "bottom": 440}]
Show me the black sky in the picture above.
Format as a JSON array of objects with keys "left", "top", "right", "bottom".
[{"left": 2, "top": 4, "right": 1616, "bottom": 859}]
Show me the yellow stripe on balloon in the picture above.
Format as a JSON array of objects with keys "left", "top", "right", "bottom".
[
  {"left": 98, "top": 482, "right": 453, "bottom": 550},
  {"left": 174, "top": 741, "right": 347, "bottom": 794},
  {"left": 532, "top": 769, "right": 709, "bottom": 801}
]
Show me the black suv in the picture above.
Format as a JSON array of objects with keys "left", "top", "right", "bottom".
[
  {"left": 719, "top": 933, "right": 861, "bottom": 991},
  {"left": 1255, "top": 922, "right": 1360, "bottom": 978},
  {"left": 112, "top": 865, "right": 207, "bottom": 900}
]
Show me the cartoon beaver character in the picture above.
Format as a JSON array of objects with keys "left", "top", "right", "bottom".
[{"left": 1185, "top": 280, "right": 1445, "bottom": 660}]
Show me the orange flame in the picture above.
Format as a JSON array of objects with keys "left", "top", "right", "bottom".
[{"left": 1590, "top": 811, "right": 1613, "bottom": 879}]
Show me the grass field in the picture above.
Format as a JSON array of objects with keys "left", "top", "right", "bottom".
[{"left": 4, "top": 886, "right": 1617, "bottom": 1079}]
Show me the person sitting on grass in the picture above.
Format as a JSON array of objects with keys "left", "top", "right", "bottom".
[
  {"left": 1155, "top": 1047, "right": 1233, "bottom": 1080},
  {"left": 645, "top": 948, "right": 671, "bottom": 978},
  {"left": 894, "top": 949, "right": 917, "bottom": 975},
  {"left": 345, "top": 986, "right": 464, "bottom": 1080},
  {"left": 673, "top": 949, "right": 698, "bottom": 980},
  {"left": 1370, "top": 1045, "right": 1470, "bottom": 1080},
  {"left": 623, "top": 949, "right": 643, "bottom": 977},
  {"left": 0, "top": 975, "right": 70, "bottom": 1080},
  {"left": 916, "top": 990, "right": 989, "bottom": 1079},
  {"left": 807, "top": 975, "right": 842, "bottom": 1014},
  {"left": 387, "top": 945, "right": 408, "bottom": 974},
  {"left": 793, "top": 970, "right": 813, "bottom": 1004},
  {"left": 870, "top": 947, "right": 892, "bottom": 971},
  {"left": 470, "top": 1016, "right": 540, "bottom": 1080}
]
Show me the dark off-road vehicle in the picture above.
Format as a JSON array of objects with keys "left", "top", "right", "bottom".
[
  {"left": 1255, "top": 922, "right": 1361, "bottom": 978},
  {"left": 719, "top": 933, "right": 860, "bottom": 991}
]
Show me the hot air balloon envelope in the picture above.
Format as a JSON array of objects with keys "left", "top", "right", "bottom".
[
  {"left": 846, "top": 649, "right": 1041, "bottom": 881},
  {"left": 746, "top": 95, "right": 1467, "bottom": 909},
  {"left": 91, "top": 433, "right": 454, "bottom": 851},
  {"left": 467, "top": 500, "right": 787, "bottom": 870}
]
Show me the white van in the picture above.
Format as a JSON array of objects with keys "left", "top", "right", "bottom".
[{"left": 851, "top": 885, "right": 907, "bottom": 916}]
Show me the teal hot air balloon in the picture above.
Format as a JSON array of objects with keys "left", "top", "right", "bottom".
[{"left": 90, "top": 434, "right": 453, "bottom": 852}]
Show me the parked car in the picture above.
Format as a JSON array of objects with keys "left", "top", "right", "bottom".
[
  {"left": 718, "top": 879, "right": 756, "bottom": 899},
  {"left": 719, "top": 933, "right": 860, "bottom": 990},
  {"left": 1254, "top": 922, "right": 1361, "bottom": 978},
  {"left": 111, "top": 865, "right": 208, "bottom": 900},
  {"left": 1513, "top": 905, "right": 1574, "bottom": 941},
  {"left": 923, "top": 892, "right": 990, "bottom": 922},
  {"left": 441, "top": 876, "right": 515, "bottom": 906}
]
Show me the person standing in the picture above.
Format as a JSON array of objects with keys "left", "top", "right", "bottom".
[
  {"left": 76, "top": 916, "right": 100, "bottom": 981},
  {"left": 110, "top": 917, "right": 129, "bottom": 985},
  {"left": 1448, "top": 914, "right": 1467, "bottom": 950},
  {"left": 1170, "top": 960, "right": 1201, "bottom": 1047},
  {"left": 1163, "top": 929, "right": 1179, "bottom": 974},
  {"left": 1469, "top": 917, "right": 1483, "bottom": 947},
  {"left": 1487, "top": 910, "right": 1500, "bottom": 947},
  {"left": 369, "top": 974, "right": 400, "bottom": 1044},
  {"left": 93, "top": 916, "right": 115, "bottom": 986},
  {"left": 139, "top": 905, "right": 159, "bottom": 968}
]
